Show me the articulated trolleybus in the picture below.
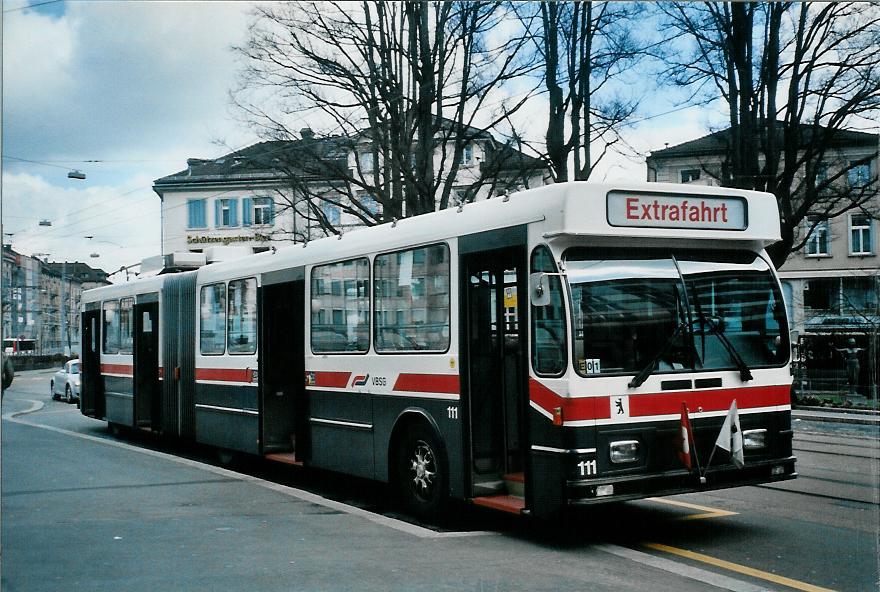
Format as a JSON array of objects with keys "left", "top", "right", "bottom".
[{"left": 81, "top": 182, "right": 796, "bottom": 520}]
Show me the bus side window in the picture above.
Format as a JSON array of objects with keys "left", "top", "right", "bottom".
[
  {"left": 102, "top": 300, "right": 121, "bottom": 354},
  {"left": 200, "top": 283, "right": 227, "bottom": 355},
  {"left": 530, "top": 246, "right": 566, "bottom": 376},
  {"left": 119, "top": 297, "right": 134, "bottom": 354},
  {"left": 228, "top": 278, "right": 257, "bottom": 354},
  {"left": 311, "top": 258, "right": 370, "bottom": 353}
]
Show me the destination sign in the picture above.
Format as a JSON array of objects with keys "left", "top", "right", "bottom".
[{"left": 606, "top": 191, "right": 747, "bottom": 230}]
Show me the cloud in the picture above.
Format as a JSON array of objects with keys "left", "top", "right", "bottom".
[
  {"left": 3, "top": 2, "right": 256, "bottom": 166},
  {"left": 2, "top": 171, "right": 160, "bottom": 276}
]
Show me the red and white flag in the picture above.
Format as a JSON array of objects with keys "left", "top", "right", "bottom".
[
  {"left": 715, "top": 400, "right": 744, "bottom": 468},
  {"left": 678, "top": 402, "right": 694, "bottom": 471}
]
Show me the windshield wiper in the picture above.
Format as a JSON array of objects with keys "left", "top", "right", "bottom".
[
  {"left": 694, "top": 312, "right": 753, "bottom": 382},
  {"left": 628, "top": 321, "right": 685, "bottom": 389}
]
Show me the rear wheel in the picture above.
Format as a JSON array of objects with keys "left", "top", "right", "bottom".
[
  {"left": 50, "top": 381, "right": 57, "bottom": 400},
  {"left": 395, "top": 423, "right": 446, "bottom": 519},
  {"left": 64, "top": 385, "right": 72, "bottom": 403}
]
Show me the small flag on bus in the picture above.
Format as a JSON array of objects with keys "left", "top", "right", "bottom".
[
  {"left": 678, "top": 402, "right": 694, "bottom": 471},
  {"left": 714, "top": 400, "right": 744, "bottom": 468}
]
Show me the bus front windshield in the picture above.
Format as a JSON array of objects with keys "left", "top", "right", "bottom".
[{"left": 566, "top": 250, "right": 789, "bottom": 379}]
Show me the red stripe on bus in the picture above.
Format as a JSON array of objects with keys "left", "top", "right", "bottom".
[
  {"left": 195, "top": 368, "right": 253, "bottom": 383},
  {"left": 528, "top": 379, "right": 610, "bottom": 421},
  {"left": 313, "top": 371, "right": 351, "bottom": 388},
  {"left": 101, "top": 363, "right": 133, "bottom": 376},
  {"left": 629, "top": 385, "right": 791, "bottom": 417},
  {"left": 529, "top": 379, "right": 790, "bottom": 422},
  {"left": 393, "top": 373, "right": 460, "bottom": 394}
]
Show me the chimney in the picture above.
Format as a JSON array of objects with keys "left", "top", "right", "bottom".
[{"left": 300, "top": 127, "right": 314, "bottom": 140}]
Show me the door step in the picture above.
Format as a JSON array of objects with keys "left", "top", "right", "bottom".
[
  {"left": 472, "top": 495, "right": 525, "bottom": 515},
  {"left": 265, "top": 452, "right": 303, "bottom": 467},
  {"left": 503, "top": 472, "right": 525, "bottom": 497}
]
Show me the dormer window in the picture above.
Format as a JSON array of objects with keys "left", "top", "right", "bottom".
[{"left": 681, "top": 169, "right": 701, "bottom": 183}]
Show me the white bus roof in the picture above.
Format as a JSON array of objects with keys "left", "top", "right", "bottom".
[{"left": 84, "top": 181, "right": 781, "bottom": 298}]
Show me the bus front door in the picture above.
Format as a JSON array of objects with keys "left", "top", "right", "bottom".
[
  {"left": 463, "top": 249, "right": 527, "bottom": 498},
  {"left": 80, "top": 308, "right": 104, "bottom": 419}
]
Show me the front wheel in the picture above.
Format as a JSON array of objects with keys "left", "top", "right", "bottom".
[
  {"left": 65, "top": 385, "right": 72, "bottom": 403},
  {"left": 395, "top": 424, "right": 446, "bottom": 519},
  {"left": 50, "top": 381, "right": 57, "bottom": 400}
]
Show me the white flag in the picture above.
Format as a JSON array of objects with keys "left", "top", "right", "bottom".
[{"left": 714, "top": 400, "right": 744, "bottom": 468}]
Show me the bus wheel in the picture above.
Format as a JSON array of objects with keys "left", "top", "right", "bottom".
[
  {"left": 396, "top": 424, "right": 446, "bottom": 519},
  {"left": 108, "top": 422, "right": 123, "bottom": 437}
]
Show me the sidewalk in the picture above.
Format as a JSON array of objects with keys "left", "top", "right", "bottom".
[{"left": 792, "top": 407, "right": 880, "bottom": 426}]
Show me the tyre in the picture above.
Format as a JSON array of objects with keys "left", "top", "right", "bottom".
[
  {"left": 395, "top": 423, "right": 447, "bottom": 519},
  {"left": 50, "top": 381, "right": 57, "bottom": 400},
  {"left": 65, "top": 385, "right": 72, "bottom": 403},
  {"left": 217, "top": 449, "right": 237, "bottom": 467},
  {"left": 108, "top": 422, "right": 123, "bottom": 437}
]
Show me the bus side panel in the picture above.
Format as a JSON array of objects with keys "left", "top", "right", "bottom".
[
  {"left": 306, "top": 389, "right": 374, "bottom": 480},
  {"left": 104, "top": 371, "right": 134, "bottom": 427},
  {"left": 195, "top": 383, "right": 259, "bottom": 454}
]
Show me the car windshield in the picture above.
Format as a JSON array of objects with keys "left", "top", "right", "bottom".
[
  {"left": 70, "top": 362, "right": 80, "bottom": 374},
  {"left": 566, "top": 249, "right": 789, "bottom": 378}
]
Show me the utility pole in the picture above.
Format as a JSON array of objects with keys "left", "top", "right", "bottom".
[{"left": 60, "top": 261, "right": 67, "bottom": 356}]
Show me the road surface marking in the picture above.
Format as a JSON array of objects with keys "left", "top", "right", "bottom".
[
  {"left": 646, "top": 497, "right": 739, "bottom": 520},
  {"left": 2, "top": 412, "right": 493, "bottom": 539},
  {"left": 596, "top": 544, "right": 767, "bottom": 592},
  {"left": 643, "top": 542, "right": 837, "bottom": 592}
]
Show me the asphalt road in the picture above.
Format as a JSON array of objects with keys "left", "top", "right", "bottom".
[{"left": 3, "top": 369, "right": 878, "bottom": 592}]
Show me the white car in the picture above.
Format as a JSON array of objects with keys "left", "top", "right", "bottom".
[{"left": 51, "top": 360, "right": 80, "bottom": 403}]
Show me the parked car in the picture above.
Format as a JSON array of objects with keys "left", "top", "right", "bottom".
[{"left": 51, "top": 360, "right": 80, "bottom": 403}]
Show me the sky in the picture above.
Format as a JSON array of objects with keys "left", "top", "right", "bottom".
[{"left": 1, "top": 1, "right": 720, "bottom": 281}]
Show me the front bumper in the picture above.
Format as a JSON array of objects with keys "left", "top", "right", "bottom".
[{"left": 566, "top": 456, "right": 797, "bottom": 505}]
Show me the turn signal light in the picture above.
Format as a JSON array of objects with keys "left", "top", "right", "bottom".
[{"left": 552, "top": 407, "right": 563, "bottom": 426}]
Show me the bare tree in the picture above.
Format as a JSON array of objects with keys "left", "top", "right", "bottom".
[
  {"left": 232, "top": 1, "right": 540, "bottom": 236},
  {"left": 658, "top": 2, "right": 880, "bottom": 266},
  {"left": 514, "top": 1, "right": 648, "bottom": 182}
]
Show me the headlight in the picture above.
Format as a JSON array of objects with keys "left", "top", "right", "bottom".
[
  {"left": 743, "top": 429, "right": 767, "bottom": 450},
  {"left": 609, "top": 440, "right": 640, "bottom": 464}
]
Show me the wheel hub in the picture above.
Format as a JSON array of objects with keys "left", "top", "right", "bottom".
[{"left": 410, "top": 441, "right": 435, "bottom": 496}]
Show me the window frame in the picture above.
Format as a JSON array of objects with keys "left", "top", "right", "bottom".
[
  {"left": 848, "top": 161, "right": 871, "bottom": 188},
  {"left": 681, "top": 168, "right": 701, "bottom": 183},
  {"left": 199, "top": 282, "right": 227, "bottom": 356},
  {"left": 119, "top": 297, "right": 134, "bottom": 354},
  {"left": 102, "top": 299, "right": 120, "bottom": 355},
  {"left": 804, "top": 217, "right": 831, "bottom": 257},
  {"left": 848, "top": 213, "right": 873, "bottom": 256},
  {"left": 310, "top": 257, "right": 371, "bottom": 355},
  {"left": 373, "top": 242, "right": 451, "bottom": 355},
  {"left": 252, "top": 197, "right": 274, "bottom": 227},
  {"left": 227, "top": 277, "right": 258, "bottom": 355},
  {"left": 529, "top": 245, "right": 569, "bottom": 377}
]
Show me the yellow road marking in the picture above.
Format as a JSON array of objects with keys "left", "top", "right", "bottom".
[
  {"left": 645, "top": 497, "right": 738, "bottom": 520},
  {"left": 643, "top": 542, "right": 837, "bottom": 592}
]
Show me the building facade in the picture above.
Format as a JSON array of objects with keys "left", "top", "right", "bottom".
[
  {"left": 646, "top": 127, "right": 878, "bottom": 399},
  {"left": 2, "top": 246, "right": 110, "bottom": 356},
  {"left": 153, "top": 128, "right": 551, "bottom": 255}
]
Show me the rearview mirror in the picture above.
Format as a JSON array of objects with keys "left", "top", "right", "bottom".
[{"left": 529, "top": 272, "right": 552, "bottom": 307}]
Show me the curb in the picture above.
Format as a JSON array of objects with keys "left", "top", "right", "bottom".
[{"left": 791, "top": 410, "right": 880, "bottom": 426}]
